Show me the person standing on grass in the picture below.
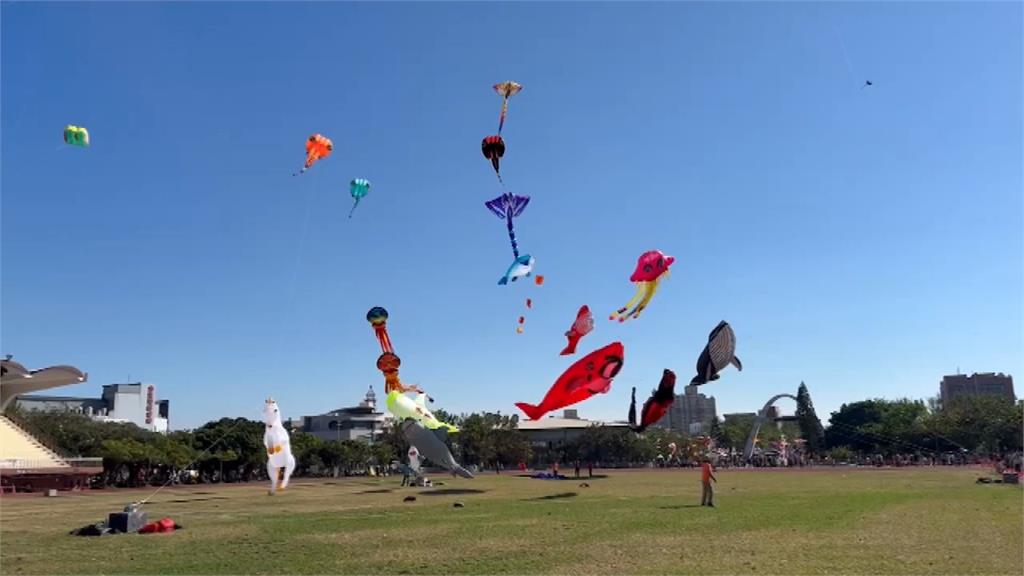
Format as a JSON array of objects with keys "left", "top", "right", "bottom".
[{"left": 701, "top": 458, "right": 717, "bottom": 507}]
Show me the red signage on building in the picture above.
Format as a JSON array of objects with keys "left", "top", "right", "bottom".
[{"left": 146, "top": 385, "right": 155, "bottom": 424}]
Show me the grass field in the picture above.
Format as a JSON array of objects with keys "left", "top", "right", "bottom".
[{"left": 1, "top": 467, "right": 1021, "bottom": 575}]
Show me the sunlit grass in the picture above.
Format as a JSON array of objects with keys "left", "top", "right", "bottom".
[{"left": 1, "top": 468, "right": 1020, "bottom": 575}]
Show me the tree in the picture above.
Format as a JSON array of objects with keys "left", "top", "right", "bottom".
[
  {"left": 708, "top": 417, "right": 726, "bottom": 448},
  {"left": 796, "top": 382, "right": 826, "bottom": 455},
  {"left": 291, "top": 432, "right": 325, "bottom": 475},
  {"left": 826, "top": 399, "right": 930, "bottom": 455},
  {"left": 932, "top": 396, "right": 1023, "bottom": 454},
  {"left": 825, "top": 400, "right": 887, "bottom": 452},
  {"left": 721, "top": 414, "right": 757, "bottom": 451}
]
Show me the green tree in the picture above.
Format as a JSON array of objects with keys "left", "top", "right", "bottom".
[
  {"left": 932, "top": 396, "right": 1023, "bottom": 454},
  {"left": 795, "top": 381, "right": 826, "bottom": 455},
  {"left": 721, "top": 414, "right": 757, "bottom": 451},
  {"left": 290, "top": 432, "right": 325, "bottom": 475},
  {"left": 825, "top": 400, "right": 888, "bottom": 452},
  {"left": 708, "top": 417, "right": 726, "bottom": 448}
]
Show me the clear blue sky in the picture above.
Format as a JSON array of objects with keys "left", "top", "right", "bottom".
[{"left": 2, "top": 2, "right": 1020, "bottom": 430}]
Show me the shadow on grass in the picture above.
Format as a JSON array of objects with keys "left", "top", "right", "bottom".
[
  {"left": 516, "top": 474, "right": 609, "bottom": 480},
  {"left": 658, "top": 504, "right": 703, "bottom": 510},
  {"left": 526, "top": 492, "right": 578, "bottom": 501},
  {"left": 418, "top": 489, "right": 488, "bottom": 496}
]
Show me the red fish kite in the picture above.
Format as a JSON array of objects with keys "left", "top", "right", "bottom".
[
  {"left": 560, "top": 305, "right": 594, "bottom": 356},
  {"left": 515, "top": 342, "right": 624, "bottom": 420}
]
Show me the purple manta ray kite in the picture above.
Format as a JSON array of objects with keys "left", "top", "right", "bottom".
[{"left": 485, "top": 192, "right": 530, "bottom": 260}]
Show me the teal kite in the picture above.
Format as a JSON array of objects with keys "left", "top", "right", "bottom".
[{"left": 349, "top": 178, "right": 370, "bottom": 218}]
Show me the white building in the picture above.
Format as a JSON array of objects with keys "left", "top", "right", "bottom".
[
  {"left": 286, "top": 386, "right": 392, "bottom": 443},
  {"left": 17, "top": 383, "right": 170, "bottom": 434},
  {"left": 516, "top": 409, "right": 631, "bottom": 449}
]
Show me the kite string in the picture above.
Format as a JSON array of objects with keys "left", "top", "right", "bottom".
[
  {"left": 833, "top": 23, "right": 857, "bottom": 88},
  {"left": 141, "top": 187, "right": 319, "bottom": 507},
  {"left": 270, "top": 183, "right": 318, "bottom": 376},
  {"left": 137, "top": 416, "right": 250, "bottom": 506},
  {"left": 824, "top": 420, "right": 956, "bottom": 456}
]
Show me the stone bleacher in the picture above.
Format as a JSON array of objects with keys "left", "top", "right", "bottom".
[{"left": 0, "top": 415, "right": 69, "bottom": 469}]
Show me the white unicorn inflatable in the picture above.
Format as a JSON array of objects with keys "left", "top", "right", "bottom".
[{"left": 262, "top": 398, "right": 295, "bottom": 495}]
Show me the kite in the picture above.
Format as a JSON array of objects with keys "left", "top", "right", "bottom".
[
  {"left": 262, "top": 398, "right": 296, "bottom": 495},
  {"left": 367, "top": 307, "right": 424, "bottom": 395},
  {"left": 481, "top": 135, "right": 506, "bottom": 183},
  {"left": 294, "top": 134, "right": 332, "bottom": 175},
  {"left": 690, "top": 321, "right": 742, "bottom": 385},
  {"left": 560, "top": 305, "right": 594, "bottom": 355},
  {"left": 401, "top": 420, "right": 474, "bottom": 479},
  {"left": 627, "top": 369, "right": 678, "bottom": 433},
  {"left": 609, "top": 250, "right": 675, "bottom": 322},
  {"left": 486, "top": 192, "right": 530, "bottom": 260},
  {"left": 62, "top": 125, "right": 89, "bottom": 147},
  {"left": 515, "top": 342, "right": 624, "bottom": 420},
  {"left": 862, "top": 80, "right": 873, "bottom": 89},
  {"left": 377, "top": 352, "right": 423, "bottom": 396},
  {"left": 408, "top": 446, "right": 421, "bottom": 475},
  {"left": 500, "top": 254, "right": 534, "bottom": 286},
  {"left": 367, "top": 307, "right": 393, "bottom": 354},
  {"left": 485, "top": 192, "right": 533, "bottom": 285},
  {"left": 493, "top": 81, "right": 522, "bottom": 134},
  {"left": 386, "top": 390, "right": 458, "bottom": 432},
  {"left": 516, "top": 298, "right": 532, "bottom": 335},
  {"left": 515, "top": 279, "right": 544, "bottom": 334},
  {"left": 349, "top": 178, "right": 370, "bottom": 218}
]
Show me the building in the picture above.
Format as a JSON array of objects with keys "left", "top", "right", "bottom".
[
  {"left": 16, "top": 383, "right": 170, "bottom": 433},
  {"left": 1, "top": 356, "right": 103, "bottom": 492},
  {"left": 722, "top": 412, "right": 757, "bottom": 426},
  {"left": 516, "top": 409, "right": 631, "bottom": 450},
  {"left": 287, "top": 386, "right": 391, "bottom": 443},
  {"left": 940, "top": 372, "right": 1015, "bottom": 405},
  {"left": 653, "top": 385, "right": 717, "bottom": 435}
]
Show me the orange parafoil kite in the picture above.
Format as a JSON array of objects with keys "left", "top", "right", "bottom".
[{"left": 294, "top": 134, "right": 332, "bottom": 175}]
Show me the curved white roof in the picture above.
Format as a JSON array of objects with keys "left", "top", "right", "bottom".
[{"left": 1, "top": 358, "right": 87, "bottom": 410}]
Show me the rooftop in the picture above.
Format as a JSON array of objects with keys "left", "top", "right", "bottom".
[{"left": 516, "top": 416, "right": 630, "bottom": 431}]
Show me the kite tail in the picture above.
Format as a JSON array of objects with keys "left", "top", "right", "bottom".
[
  {"left": 630, "top": 280, "right": 661, "bottom": 320},
  {"left": 514, "top": 402, "right": 545, "bottom": 421},
  {"left": 498, "top": 98, "right": 508, "bottom": 133},
  {"left": 452, "top": 464, "right": 475, "bottom": 479},
  {"left": 628, "top": 387, "right": 638, "bottom": 428},
  {"left": 610, "top": 283, "right": 647, "bottom": 321},
  {"left": 348, "top": 198, "right": 361, "bottom": 219},
  {"left": 507, "top": 215, "right": 519, "bottom": 259},
  {"left": 492, "top": 157, "right": 503, "bottom": 185},
  {"left": 374, "top": 326, "right": 393, "bottom": 354}
]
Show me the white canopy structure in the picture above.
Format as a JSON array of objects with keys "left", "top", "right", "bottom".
[{"left": 1, "top": 356, "right": 87, "bottom": 411}]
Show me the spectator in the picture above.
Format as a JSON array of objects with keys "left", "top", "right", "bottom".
[{"left": 701, "top": 458, "right": 717, "bottom": 508}]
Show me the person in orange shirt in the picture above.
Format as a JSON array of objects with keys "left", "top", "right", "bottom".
[{"left": 700, "top": 458, "right": 717, "bottom": 507}]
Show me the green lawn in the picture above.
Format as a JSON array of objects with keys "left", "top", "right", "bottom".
[{"left": 1, "top": 468, "right": 1020, "bottom": 575}]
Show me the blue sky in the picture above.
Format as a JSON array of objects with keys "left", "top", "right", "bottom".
[{"left": 2, "top": 2, "right": 1020, "bottom": 430}]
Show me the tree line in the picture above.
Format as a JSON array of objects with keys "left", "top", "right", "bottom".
[{"left": 4, "top": 383, "right": 1020, "bottom": 488}]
